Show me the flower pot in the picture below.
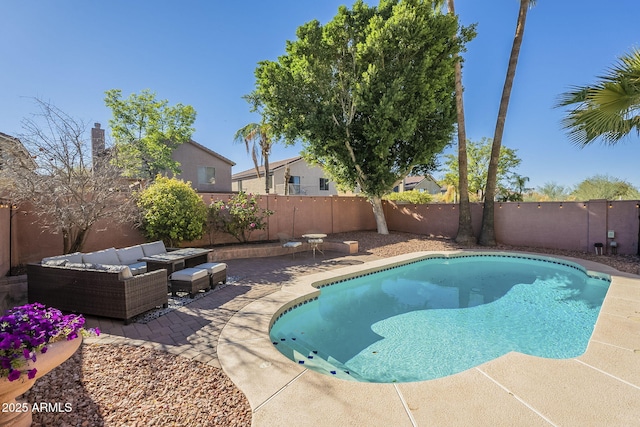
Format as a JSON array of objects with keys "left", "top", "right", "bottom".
[{"left": 0, "top": 337, "right": 82, "bottom": 427}]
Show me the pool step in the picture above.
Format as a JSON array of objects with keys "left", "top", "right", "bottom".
[{"left": 274, "top": 335, "right": 362, "bottom": 381}]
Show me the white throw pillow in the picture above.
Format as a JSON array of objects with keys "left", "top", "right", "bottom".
[
  {"left": 65, "top": 263, "right": 95, "bottom": 269},
  {"left": 42, "top": 252, "right": 83, "bottom": 264},
  {"left": 42, "top": 259, "right": 68, "bottom": 267},
  {"left": 94, "top": 264, "right": 133, "bottom": 279}
]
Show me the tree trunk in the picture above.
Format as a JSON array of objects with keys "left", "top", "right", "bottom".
[
  {"left": 284, "top": 165, "right": 291, "bottom": 196},
  {"left": 479, "top": 0, "right": 530, "bottom": 246},
  {"left": 370, "top": 196, "right": 389, "bottom": 235},
  {"left": 66, "top": 227, "right": 90, "bottom": 254},
  {"left": 264, "top": 156, "right": 270, "bottom": 194},
  {"left": 448, "top": 0, "right": 475, "bottom": 246}
]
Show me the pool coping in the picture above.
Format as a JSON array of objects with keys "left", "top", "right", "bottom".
[{"left": 217, "top": 250, "right": 640, "bottom": 426}]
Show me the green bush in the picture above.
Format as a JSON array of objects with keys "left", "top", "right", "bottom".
[
  {"left": 137, "top": 176, "right": 208, "bottom": 246},
  {"left": 209, "top": 192, "right": 273, "bottom": 242},
  {"left": 383, "top": 190, "right": 432, "bottom": 204}
]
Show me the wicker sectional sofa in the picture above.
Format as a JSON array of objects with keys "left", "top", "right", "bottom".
[{"left": 27, "top": 242, "right": 170, "bottom": 323}]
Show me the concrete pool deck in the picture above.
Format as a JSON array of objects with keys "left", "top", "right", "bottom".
[{"left": 217, "top": 251, "right": 640, "bottom": 426}]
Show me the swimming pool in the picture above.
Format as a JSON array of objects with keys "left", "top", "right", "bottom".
[{"left": 269, "top": 253, "right": 611, "bottom": 383}]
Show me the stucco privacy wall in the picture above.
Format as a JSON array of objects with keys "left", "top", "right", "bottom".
[
  {"left": 5, "top": 196, "right": 639, "bottom": 268},
  {"left": 190, "top": 194, "right": 377, "bottom": 246},
  {"left": 12, "top": 202, "right": 146, "bottom": 268},
  {"left": 384, "top": 199, "right": 640, "bottom": 255},
  {"left": 0, "top": 207, "right": 10, "bottom": 276}
]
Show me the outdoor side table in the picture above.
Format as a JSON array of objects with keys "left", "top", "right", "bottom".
[{"left": 302, "top": 233, "right": 327, "bottom": 258}]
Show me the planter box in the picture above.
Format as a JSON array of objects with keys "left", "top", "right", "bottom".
[{"left": 210, "top": 240, "right": 358, "bottom": 261}]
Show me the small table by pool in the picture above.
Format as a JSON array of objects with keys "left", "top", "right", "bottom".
[
  {"left": 139, "top": 247, "right": 212, "bottom": 276},
  {"left": 302, "top": 234, "right": 327, "bottom": 258}
]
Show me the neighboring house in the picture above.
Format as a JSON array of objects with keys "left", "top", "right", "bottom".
[
  {"left": 394, "top": 175, "right": 441, "bottom": 194},
  {"left": 171, "top": 140, "right": 235, "bottom": 193},
  {"left": 0, "top": 131, "right": 36, "bottom": 172},
  {"left": 91, "top": 124, "right": 235, "bottom": 193},
  {"left": 232, "top": 156, "right": 341, "bottom": 196},
  {"left": 0, "top": 132, "right": 37, "bottom": 192}
]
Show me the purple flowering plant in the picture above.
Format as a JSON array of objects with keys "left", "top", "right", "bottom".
[{"left": 0, "top": 302, "right": 99, "bottom": 382}]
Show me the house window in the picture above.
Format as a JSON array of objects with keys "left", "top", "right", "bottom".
[
  {"left": 198, "top": 167, "right": 215, "bottom": 185},
  {"left": 288, "top": 176, "right": 301, "bottom": 194},
  {"left": 319, "top": 178, "right": 330, "bottom": 191}
]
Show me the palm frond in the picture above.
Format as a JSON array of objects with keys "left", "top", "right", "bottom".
[{"left": 557, "top": 48, "right": 640, "bottom": 146}]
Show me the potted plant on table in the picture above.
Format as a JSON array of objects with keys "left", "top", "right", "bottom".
[{"left": 0, "top": 303, "right": 99, "bottom": 426}]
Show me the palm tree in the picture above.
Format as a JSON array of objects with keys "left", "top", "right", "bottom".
[
  {"left": 233, "top": 121, "right": 274, "bottom": 194},
  {"left": 557, "top": 48, "right": 640, "bottom": 146},
  {"left": 447, "top": 0, "right": 475, "bottom": 245},
  {"left": 479, "top": 0, "right": 535, "bottom": 246}
]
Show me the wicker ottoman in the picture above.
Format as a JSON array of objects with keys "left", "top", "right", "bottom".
[
  {"left": 169, "top": 268, "right": 210, "bottom": 298},
  {"left": 193, "top": 262, "right": 227, "bottom": 288}
]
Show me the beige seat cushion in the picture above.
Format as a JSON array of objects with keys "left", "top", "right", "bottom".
[
  {"left": 193, "top": 262, "right": 227, "bottom": 274},
  {"left": 170, "top": 268, "right": 208, "bottom": 281},
  {"left": 283, "top": 241, "right": 302, "bottom": 248},
  {"left": 82, "top": 248, "right": 120, "bottom": 265},
  {"left": 141, "top": 241, "right": 167, "bottom": 257},
  {"left": 116, "top": 245, "right": 145, "bottom": 265}
]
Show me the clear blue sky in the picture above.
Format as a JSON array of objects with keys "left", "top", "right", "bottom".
[{"left": 1, "top": 1, "right": 639, "bottom": 190}]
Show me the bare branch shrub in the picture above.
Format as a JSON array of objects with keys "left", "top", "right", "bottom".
[{"left": 0, "top": 99, "right": 139, "bottom": 253}]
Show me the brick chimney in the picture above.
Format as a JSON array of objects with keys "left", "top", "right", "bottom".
[{"left": 91, "top": 123, "right": 105, "bottom": 169}]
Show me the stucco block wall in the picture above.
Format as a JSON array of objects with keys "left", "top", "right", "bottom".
[
  {"left": 384, "top": 200, "right": 639, "bottom": 254},
  {"left": 0, "top": 208, "right": 10, "bottom": 276},
  {"left": 3, "top": 196, "right": 639, "bottom": 271}
]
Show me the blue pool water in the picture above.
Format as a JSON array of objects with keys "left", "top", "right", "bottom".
[{"left": 269, "top": 254, "right": 611, "bottom": 383}]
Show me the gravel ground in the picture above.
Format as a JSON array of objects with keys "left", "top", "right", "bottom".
[
  {"left": 24, "top": 345, "right": 251, "bottom": 427},
  {"left": 20, "top": 231, "right": 640, "bottom": 426}
]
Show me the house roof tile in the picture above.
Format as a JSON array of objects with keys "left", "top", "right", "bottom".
[{"left": 232, "top": 156, "right": 302, "bottom": 180}]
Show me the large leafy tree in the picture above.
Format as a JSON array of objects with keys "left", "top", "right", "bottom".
[
  {"left": 104, "top": 89, "right": 196, "bottom": 181},
  {"left": 535, "top": 181, "right": 572, "bottom": 201},
  {"left": 251, "top": 0, "right": 469, "bottom": 234},
  {"left": 479, "top": 0, "right": 535, "bottom": 246},
  {"left": 0, "top": 98, "right": 138, "bottom": 253},
  {"left": 233, "top": 120, "right": 275, "bottom": 194},
  {"left": 557, "top": 48, "right": 640, "bottom": 146},
  {"left": 442, "top": 138, "right": 521, "bottom": 201},
  {"left": 571, "top": 174, "right": 640, "bottom": 201}
]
